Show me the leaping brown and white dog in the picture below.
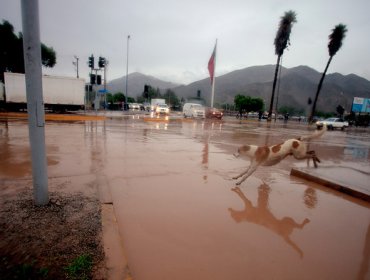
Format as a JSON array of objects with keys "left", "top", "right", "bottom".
[{"left": 233, "top": 125, "right": 326, "bottom": 185}]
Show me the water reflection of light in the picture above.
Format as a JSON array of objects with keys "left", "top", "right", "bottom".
[
  {"left": 155, "top": 123, "right": 168, "bottom": 130},
  {"left": 303, "top": 187, "right": 318, "bottom": 209}
]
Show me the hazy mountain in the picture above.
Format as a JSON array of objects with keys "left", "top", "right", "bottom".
[
  {"left": 106, "top": 65, "right": 370, "bottom": 113},
  {"left": 106, "top": 72, "right": 179, "bottom": 96},
  {"left": 173, "top": 65, "right": 370, "bottom": 113}
]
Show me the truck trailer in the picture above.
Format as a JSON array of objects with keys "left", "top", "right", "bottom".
[
  {"left": 2, "top": 72, "right": 85, "bottom": 112},
  {"left": 150, "top": 98, "right": 166, "bottom": 111}
]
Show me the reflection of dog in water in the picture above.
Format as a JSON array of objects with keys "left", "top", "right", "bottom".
[
  {"left": 233, "top": 126, "right": 326, "bottom": 185},
  {"left": 229, "top": 185, "right": 310, "bottom": 258}
]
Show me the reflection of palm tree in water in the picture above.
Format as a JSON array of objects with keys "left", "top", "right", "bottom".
[{"left": 228, "top": 184, "right": 310, "bottom": 258}]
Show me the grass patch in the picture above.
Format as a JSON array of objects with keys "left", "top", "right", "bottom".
[{"left": 64, "top": 254, "right": 93, "bottom": 280}]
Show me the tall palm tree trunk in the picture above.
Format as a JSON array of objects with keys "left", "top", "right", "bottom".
[
  {"left": 268, "top": 55, "right": 281, "bottom": 121},
  {"left": 309, "top": 55, "right": 333, "bottom": 123}
]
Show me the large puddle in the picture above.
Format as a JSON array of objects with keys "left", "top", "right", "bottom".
[{"left": 1, "top": 117, "right": 369, "bottom": 279}]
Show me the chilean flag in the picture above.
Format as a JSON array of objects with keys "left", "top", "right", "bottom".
[{"left": 208, "top": 42, "right": 217, "bottom": 84}]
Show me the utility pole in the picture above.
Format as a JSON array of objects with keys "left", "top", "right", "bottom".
[
  {"left": 73, "top": 55, "right": 79, "bottom": 78},
  {"left": 104, "top": 60, "right": 108, "bottom": 110},
  {"left": 21, "top": 0, "right": 49, "bottom": 205},
  {"left": 125, "top": 35, "right": 130, "bottom": 109}
]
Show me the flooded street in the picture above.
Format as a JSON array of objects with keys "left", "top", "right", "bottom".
[{"left": 1, "top": 115, "right": 369, "bottom": 280}]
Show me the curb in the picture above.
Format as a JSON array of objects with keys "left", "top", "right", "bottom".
[
  {"left": 97, "top": 175, "right": 132, "bottom": 280},
  {"left": 290, "top": 168, "right": 370, "bottom": 202},
  {"left": 0, "top": 112, "right": 106, "bottom": 121}
]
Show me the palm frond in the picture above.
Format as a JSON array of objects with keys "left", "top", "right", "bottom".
[
  {"left": 328, "top": 23, "right": 348, "bottom": 57},
  {"left": 274, "top": 10, "right": 297, "bottom": 56}
]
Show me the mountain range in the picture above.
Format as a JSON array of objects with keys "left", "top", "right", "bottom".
[{"left": 106, "top": 65, "right": 370, "bottom": 113}]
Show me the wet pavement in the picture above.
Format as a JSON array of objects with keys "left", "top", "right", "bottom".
[{"left": 0, "top": 114, "right": 369, "bottom": 280}]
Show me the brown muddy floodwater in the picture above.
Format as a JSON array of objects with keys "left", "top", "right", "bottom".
[{"left": 1, "top": 116, "right": 369, "bottom": 280}]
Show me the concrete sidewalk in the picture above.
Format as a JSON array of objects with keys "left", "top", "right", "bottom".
[{"left": 291, "top": 166, "right": 370, "bottom": 202}]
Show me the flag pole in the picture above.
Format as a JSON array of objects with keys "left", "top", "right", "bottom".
[{"left": 210, "top": 39, "right": 217, "bottom": 108}]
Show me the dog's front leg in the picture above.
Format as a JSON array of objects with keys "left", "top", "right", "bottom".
[
  {"left": 233, "top": 160, "right": 255, "bottom": 180},
  {"left": 232, "top": 169, "right": 248, "bottom": 180},
  {"left": 236, "top": 165, "right": 258, "bottom": 185}
]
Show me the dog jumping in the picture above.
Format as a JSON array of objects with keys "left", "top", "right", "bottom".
[{"left": 233, "top": 125, "right": 326, "bottom": 185}]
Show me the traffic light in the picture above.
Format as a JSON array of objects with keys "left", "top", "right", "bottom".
[
  {"left": 98, "top": 56, "right": 105, "bottom": 68},
  {"left": 88, "top": 55, "right": 94, "bottom": 69},
  {"left": 144, "top": 84, "right": 149, "bottom": 98},
  {"left": 90, "top": 74, "right": 96, "bottom": 85},
  {"left": 97, "top": 75, "right": 102, "bottom": 85}
]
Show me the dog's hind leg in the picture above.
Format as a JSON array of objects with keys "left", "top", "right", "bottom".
[{"left": 307, "top": 150, "right": 321, "bottom": 168}]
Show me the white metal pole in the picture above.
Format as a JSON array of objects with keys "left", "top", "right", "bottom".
[
  {"left": 21, "top": 0, "right": 49, "bottom": 205},
  {"left": 210, "top": 39, "right": 217, "bottom": 108},
  {"left": 125, "top": 35, "right": 130, "bottom": 108},
  {"left": 211, "top": 74, "right": 215, "bottom": 108}
]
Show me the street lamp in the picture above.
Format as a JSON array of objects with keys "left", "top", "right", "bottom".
[
  {"left": 125, "top": 35, "right": 130, "bottom": 110},
  {"left": 73, "top": 55, "right": 79, "bottom": 78}
]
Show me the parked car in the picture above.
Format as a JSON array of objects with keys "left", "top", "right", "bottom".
[
  {"left": 128, "top": 103, "right": 141, "bottom": 110},
  {"left": 183, "top": 103, "right": 205, "bottom": 118},
  {"left": 316, "top": 117, "right": 349, "bottom": 130},
  {"left": 206, "top": 107, "right": 223, "bottom": 119},
  {"left": 155, "top": 104, "right": 170, "bottom": 114}
]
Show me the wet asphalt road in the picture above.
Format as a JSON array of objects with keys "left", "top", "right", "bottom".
[{"left": 0, "top": 114, "right": 369, "bottom": 280}]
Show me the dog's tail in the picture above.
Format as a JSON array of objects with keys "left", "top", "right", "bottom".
[{"left": 299, "top": 124, "right": 327, "bottom": 141}]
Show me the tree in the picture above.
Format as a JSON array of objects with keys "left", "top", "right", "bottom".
[
  {"left": 336, "top": 105, "right": 345, "bottom": 118},
  {"left": 234, "top": 94, "right": 264, "bottom": 115},
  {"left": 250, "top": 97, "right": 264, "bottom": 112},
  {"left": 127, "top": 96, "right": 135, "bottom": 103},
  {"left": 163, "top": 89, "right": 180, "bottom": 107},
  {"left": 234, "top": 94, "right": 248, "bottom": 115},
  {"left": 268, "top": 10, "right": 297, "bottom": 121},
  {"left": 0, "top": 20, "right": 56, "bottom": 82},
  {"left": 113, "top": 92, "right": 125, "bottom": 102},
  {"left": 309, "top": 24, "right": 348, "bottom": 123}
]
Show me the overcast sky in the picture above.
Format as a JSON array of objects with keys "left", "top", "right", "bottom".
[{"left": 1, "top": 0, "right": 370, "bottom": 85}]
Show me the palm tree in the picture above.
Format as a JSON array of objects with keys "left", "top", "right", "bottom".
[
  {"left": 268, "top": 10, "right": 297, "bottom": 121},
  {"left": 309, "top": 24, "right": 348, "bottom": 123}
]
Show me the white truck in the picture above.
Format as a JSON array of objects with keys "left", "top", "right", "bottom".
[
  {"left": 2, "top": 72, "right": 85, "bottom": 112},
  {"left": 150, "top": 98, "right": 166, "bottom": 112}
]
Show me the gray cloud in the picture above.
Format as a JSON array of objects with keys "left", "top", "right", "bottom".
[{"left": 1, "top": 0, "right": 369, "bottom": 84}]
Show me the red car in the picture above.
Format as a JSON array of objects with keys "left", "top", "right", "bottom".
[{"left": 206, "top": 107, "right": 223, "bottom": 119}]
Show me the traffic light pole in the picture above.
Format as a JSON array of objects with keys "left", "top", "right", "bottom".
[
  {"left": 94, "top": 68, "right": 99, "bottom": 111},
  {"left": 21, "top": 0, "right": 49, "bottom": 205},
  {"left": 104, "top": 61, "right": 107, "bottom": 110},
  {"left": 88, "top": 55, "right": 107, "bottom": 111}
]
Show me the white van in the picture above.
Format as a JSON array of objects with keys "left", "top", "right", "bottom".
[{"left": 183, "top": 103, "right": 205, "bottom": 118}]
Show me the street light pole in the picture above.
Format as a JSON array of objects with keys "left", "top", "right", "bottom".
[
  {"left": 21, "top": 0, "right": 49, "bottom": 205},
  {"left": 73, "top": 55, "right": 79, "bottom": 78},
  {"left": 125, "top": 35, "right": 130, "bottom": 109}
]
